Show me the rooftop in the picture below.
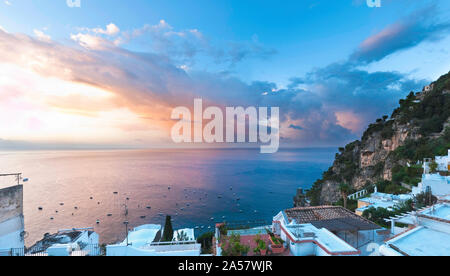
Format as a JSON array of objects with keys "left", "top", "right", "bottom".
[
  {"left": 386, "top": 226, "right": 450, "bottom": 256},
  {"left": 420, "top": 203, "right": 450, "bottom": 222},
  {"left": 356, "top": 192, "right": 412, "bottom": 213},
  {"left": 28, "top": 228, "right": 94, "bottom": 253},
  {"left": 124, "top": 224, "right": 161, "bottom": 247},
  {"left": 284, "top": 206, "right": 380, "bottom": 232},
  {"left": 285, "top": 223, "right": 358, "bottom": 254}
]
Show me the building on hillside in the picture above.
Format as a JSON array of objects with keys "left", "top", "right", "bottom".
[
  {"left": 380, "top": 203, "right": 450, "bottom": 256},
  {"left": 106, "top": 224, "right": 201, "bottom": 256},
  {"left": 435, "top": 150, "right": 450, "bottom": 172},
  {"left": 28, "top": 228, "right": 100, "bottom": 256},
  {"left": 355, "top": 190, "right": 413, "bottom": 216},
  {"left": 412, "top": 151, "right": 450, "bottom": 199},
  {"left": 0, "top": 173, "right": 25, "bottom": 256},
  {"left": 272, "top": 206, "right": 383, "bottom": 256},
  {"left": 412, "top": 173, "right": 450, "bottom": 199}
]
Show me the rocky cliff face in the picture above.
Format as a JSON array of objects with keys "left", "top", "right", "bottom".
[{"left": 302, "top": 71, "right": 450, "bottom": 206}]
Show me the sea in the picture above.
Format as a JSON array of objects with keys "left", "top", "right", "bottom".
[{"left": 0, "top": 148, "right": 336, "bottom": 246}]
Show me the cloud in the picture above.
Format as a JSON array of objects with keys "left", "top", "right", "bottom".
[
  {"left": 70, "top": 32, "right": 116, "bottom": 50},
  {"left": 0, "top": 9, "right": 443, "bottom": 148},
  {"left": 351, "top": 5, "right": 450, "bottom": 63},
  {"left": 93, "top": 23, "right": 120, "bottom": 36},
  {"left": 33, "top": 29, "right": 51, "bottom": 42},
  {"left": 116, "top": 20, "right": 276, "bottom": 67}
]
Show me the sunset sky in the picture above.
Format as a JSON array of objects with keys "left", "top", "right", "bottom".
[{"left": 1, "top": 0, "right": 450, "bottom": 149}]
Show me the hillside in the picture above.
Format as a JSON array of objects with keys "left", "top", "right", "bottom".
[{"left": 302, "top": 71, "right": 450, "bottom": 206}]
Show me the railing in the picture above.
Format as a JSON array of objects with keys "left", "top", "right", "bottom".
[
  {"left": 0, "top": 248, "right": 46, "bottom": 256},
  {"left": 348, "top": 189, "right": 368, "bottom": 200},
  {"left": 0, "top": 173, "right": 23, "bottom": 189},
  {"left": 223, "top": 220, "right": 271, "bottom": 231},
  {"left": 2, "top": 244, "right": 103, "bottom": 256},
  {"left": 141, "top": 241, "right": 200, "bottom": 252},
  {"left": 145, "top": 240, "right": 197, "bottom": 246}
]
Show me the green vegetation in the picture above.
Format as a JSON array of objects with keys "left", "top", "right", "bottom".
[
  {"left": 218, "top": 224, "right": 228, "bottom": 237},
  {"left": 162, "top": 215, "right": 174, "bottom": 242},
  {"left": 362, "top": 115, "right": 393, "bottom": 141},
  {"left": 334, "top": 198, "right": 358, "bottom": 212},
  {"left": 363, "top": 189, "right": 438, "bottom": 229},
  {"left": 220, "top": 234, "right": 250, "bottom": 256},
  {"left": 306, "top": 71, "right": 450, "bottom": 206},
  {"left": 339, "top": 183, "right": 351, "bottom": 209},
  {"left": 306, "top": 179, "right": 324, "bottom": 206},
  {"left": 415, "top": 190, "right": 438, "bottom": 208},
  {"left": 432, "top": 71, "right": 450, "bottom": 92},
  {"left": 362, "top": 200, "right": 414, "bottom": 228},
  {"left": 265, "top": 228, "right": 283, "bottom": 245},
  {"left": 391, "top": 165, "right": 422, "bottom": 187},
  {"left": 393, "top": 128, "right": 450, "bottom": 162},
  {"left": 372, "top": 179, "right": 409, "bottom": 195},
  {"left": 197, "top": 232, "right": 214, "bottom": 254},
  {"left": 392, "top": 71, "right": 450, "bottom": 134},
  {"left": 253, "top": 235, "right": 267, "bottom": 255},
  {"left": 175, "top": 230, "right": 189, "bottom": 241},
  {"left": 429, "top": 161, "right": 438, "bottom": 173}
]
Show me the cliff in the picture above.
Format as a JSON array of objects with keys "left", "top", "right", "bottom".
[{"left": 302, "top": 71, "right": 450, "bottom": 206}]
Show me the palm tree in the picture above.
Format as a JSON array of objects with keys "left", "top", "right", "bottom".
[{"left": 339, "top": 183, "right": 351, "bottom": 209}]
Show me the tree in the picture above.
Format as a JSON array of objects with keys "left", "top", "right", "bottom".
[
  {"left": 197, "top": 232, "right": 214, "bottom": 254},
  {"left": 339, "top": 183, "right": 351, "bottom": 209},
  {"left": 162, "top": 215, "right": 174, "bottom": 242},
  {"left": 176, "top": 230, "right": 189, "bottom": 241},
  {"left": 429, "top": 161, "right": 438, "bottom": 173}
]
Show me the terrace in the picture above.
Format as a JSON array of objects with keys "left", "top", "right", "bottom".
[
  {"left": 274, "top": 206, "right": 383, "bottom": 255},
  {"left": 382, "top": 226, "right": 450, "bottom": 256},
  {"left": 420, "top": 203, "right": 450, "bottom": 222},
  {"left": 214, "top": 221, "right": 291, "bottom": 256}
]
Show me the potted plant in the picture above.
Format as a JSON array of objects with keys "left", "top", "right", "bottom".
[
  {"left": 254, "top": 235, "right": 267, "bottom": 256},
  {"left": 240, "top": 244, "right": 250, "bottom": 256},
  {"left": 266, "top": 229, "right": 285, "bottom": 254},
  {"left": 221, "top": 234, "right": 249, "bottom": 256},
  {"left": 258, "top": 240, "right": 267, "bottom": 256}
]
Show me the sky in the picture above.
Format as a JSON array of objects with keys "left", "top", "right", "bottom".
[{"left": 0, "top": 0, "right": 450, "bottom": 149}]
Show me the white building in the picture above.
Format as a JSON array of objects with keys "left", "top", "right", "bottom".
[
  {"left": 380, "top": 203, "right": 450, "bottom": 256},
  {"left": 28, "top": 228, "right": 100, "bottom": 256},
  {"left": 355, "top": 191, "right": 413, "bottom": 216},
  {"left": 273, "top": 212, "right": 359, "bottom": 256},
  {"left": 106, "top": 224, "right": 201, "bottom": 256},
  {"left": 0, "top": 175, "right": 25, "bottom": 256},
  {"left": 272, "top": 206, "right": 383, "bottom": 256},
  {"left": 412, "top": 150, "right": 450, "bottom": 199},
  {"left": 435, "top": 150, "right": 450, "bottom": 172},
  {"left": 412, "top": 173, "right": 450, "bottom": 199}
]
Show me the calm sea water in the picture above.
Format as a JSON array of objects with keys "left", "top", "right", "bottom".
[{"left": 0, "top": 148, "right": 335, "bottom": 245}]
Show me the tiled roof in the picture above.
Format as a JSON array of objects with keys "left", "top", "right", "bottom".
[{"left": 284, "top": 206, "right": 380, "bottom": 231}]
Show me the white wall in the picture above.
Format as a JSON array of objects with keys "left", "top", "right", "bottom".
[
  {"left": 290, "top": 241, "right": 315, "bottom": 256},
  {"left": 435, "top": 150, "right": 449, "bottom": 171},
  {"left": 106, "top": 244, "right": 201, "bottom": 256},
  {"left": 0, "top": 216, "right": 24, "bottom": 250}
]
